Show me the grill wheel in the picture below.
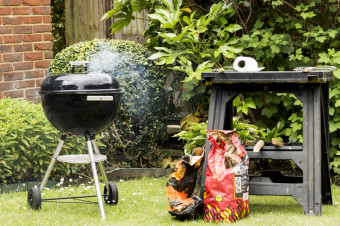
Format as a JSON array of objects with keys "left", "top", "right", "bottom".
[
  {"left": 27, "top": 186, "right": 42, "bottom": 210},
  {"left": 104, "top": 182, "right": 119, "bottom": 205}
]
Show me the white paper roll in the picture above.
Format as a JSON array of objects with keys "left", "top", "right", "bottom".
[{"left": 233, "top": 56, "right": 265, "bottom": 72}]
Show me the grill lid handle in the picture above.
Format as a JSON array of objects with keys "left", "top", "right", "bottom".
[
  {"left": 87, "top": 96, "right": 114, "bottom": 101},
  {"left": 70, "top": 61, "right": 90, "bottom": 73}
]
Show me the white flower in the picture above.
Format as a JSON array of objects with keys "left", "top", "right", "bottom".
[
  {"left": 60, "top": 178, "right": 64, "bottom": 182},
  {"left": 79, "top": 176, "right": 82, "bottom": 179},
  {"left": 121, "top": 199, "right": 125, "bottom": 201},
  {"left": 69, "top": 179, "right": 73, "bottom": 183},
  {"left": 70, "top": 188, "right": 74, "bottom": 192},
  {"left": 119, "top": 179, "right": 124, "bottom": 182}
]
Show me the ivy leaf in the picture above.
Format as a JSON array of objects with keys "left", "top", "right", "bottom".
[
  {"left": 335, "top": 100, "right": 340, "bottom": 107},
  {"left": 330, "top": 89, "right": 340, "bottom": 99},
  {"left": 315, "top": 36, "right": 327, "bottom": 43},
  {"left": 261, "top": 105, "right": 278, "bottom": 118},
  {"left": 295, "top": 23, "right": 303, "bottom": 29},
  {"left": 330, "top": 121, "right": 340, "bottom": 132},
  {"left": 254, "top": 19, "right": 264, "bottom": 29}
]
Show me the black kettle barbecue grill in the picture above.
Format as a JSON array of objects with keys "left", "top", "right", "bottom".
[{"left": 27, "top": 61, "right": 123, "bottom": 220}]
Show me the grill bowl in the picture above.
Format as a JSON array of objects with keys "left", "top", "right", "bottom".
[{"left": 40, "top": 72, "right": 123, "bottom": 136}]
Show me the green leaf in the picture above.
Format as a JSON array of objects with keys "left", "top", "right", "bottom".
[
  {"left": 330, "top": 89, "right": 340, "bottom": 99},
  {"left": 335, "top": 100, "right": 340, "bottom": 107},
  {"left": 261, "top": 105, "right": 278, "bottom": 118},
  {"left": 254, "top": 19, "right": 264, "bottom": 29},
  {"left": 225, "top": 24, "right": 243, "bottom": 33}
]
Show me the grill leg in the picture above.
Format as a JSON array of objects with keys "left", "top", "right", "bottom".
[
  {"left": 86, "top": 134, "right": 105, "bottom": 221},
  {"left": 40, "top": 134, "right": 67, "bottom": 191},
  {"left": 91, "top": 138, "right": 109, "bottom": 191}
]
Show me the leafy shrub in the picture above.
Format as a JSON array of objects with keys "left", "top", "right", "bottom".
[
  {"left": 49, "top": 39, "right": 168, "bottom": 167},
  {"left": 174, "top": 119, "right": 259, "bottom": 155},
  {"left": 0, "top": 98, "right": 85, "bottom": 185}
]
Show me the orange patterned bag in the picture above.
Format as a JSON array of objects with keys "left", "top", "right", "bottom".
[
  {"left": 204, "top": 130, "right": 249, "bottom": 223},
  {"left": 166, "top": 148, "right": 205, "bottom": 219}
]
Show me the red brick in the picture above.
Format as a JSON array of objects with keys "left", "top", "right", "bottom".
[
  {"left": 35, "top": 78, "right": 44, "bottom": 86},
  {"left": 43, "top": 33, "right": 52, "bottom": 41},
  {"left": 24, "top": 69, "right": 44, "bottom": 78},
  {"left": 13, "top": 43, "right": 32, "bottom": 52},
  {"left": 12, "top": 7, "right": 32, "bottom": 15},
  {"left": 2, "top": 16, "right": 22, "bottom": 25},
  {"left": 0, "top": 63, "right": 13, "bottom": 72},
  {"left": 0, "top": 45, "right": 12, "bottom": 53},
  {"left": 4, "top": 90, "right": 24, "bottom": 98},
  {"left": 24, "top": 51, "right": 43, "bottom": 60},
  {"left": 3, "top": 35, "right": 22, "bottom": 43},
  {"left": 42, "top": 0, "right": 50, "bottom": 5},
  {"left": 33, "top": 24, "right": 52, "bottom": 33},
  {"left": 42, "top": 15, "right": 51, "bottom": 23},
  {"left": 13, "top": 25, "right": 33, "bottom": 34},
  {"left": 22, "top": 0, "right": 42, "bottom": 6},
  {"left": 13, "top": 62, "right": 34, "bottom": 70},
  {"left": 35, "top": 60, "right": 51, "bottom": 68},
  {"left": 23, "top": 16, "right": 42, "bottom": 24},
  {"left": 0, "top": 81, "right": 15, "bottom": 91},
  {"left": 0, "top": 7, "right": 11, "bottom": 15},
  {"left": 3, "top": 71, "right": 24, "bottom": 81},
  {"left": 44, "top": 51, "right": 53, "bottom": 59},
  {"left": 3, "top": 53, "right": 23, "bottom": 62},
  {"left": 16, "top": 79, "right": 35, "bottom": 88},
  {"left": 23, "top": 34, "right": 42, "bottom": 42},
  {"left": 2, "top": 0, "right": 21, "bottom": 6},
  {"left": 0, "top": 92, "right": 3, "bottom": 99},
  {"left": 32, "top": 6, "right": 50, "bottom": 15},
  {"left": 0, "top": 26, "right": 12, "bottom": 34},
  {"left": 25, "top": 88, "right": 40, "bottom": 97},
  {"left": 34, "top": 42, "right": 52, "bottom": 50}
]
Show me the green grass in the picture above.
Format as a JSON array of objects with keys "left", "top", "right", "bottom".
[{"left": 0, "top": 177, "right": 339, "bottom": 225}]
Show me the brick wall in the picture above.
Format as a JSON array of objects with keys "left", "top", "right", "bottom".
[{"left": 0, "top": 0, "right": 52, "bottom": 102}]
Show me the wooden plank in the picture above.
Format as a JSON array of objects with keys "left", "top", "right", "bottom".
[{"left": 65, "top": 0, "right": 147, "bottom": 45}]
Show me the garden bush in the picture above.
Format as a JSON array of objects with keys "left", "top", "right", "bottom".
[
  {"left": 0, "top": 98, "right": 85, "bottom": 185},
  {"left": 49, "top": 39, "right": 168, "bottom": 167}
]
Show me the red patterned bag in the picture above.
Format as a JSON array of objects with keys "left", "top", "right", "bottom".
[{"left": 204, "top": 130, "right": 249, "bottom": 223}]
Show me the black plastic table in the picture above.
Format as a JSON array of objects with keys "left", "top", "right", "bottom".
[{"left": 200, "top": 71, "right": 333, "bottom": 216}]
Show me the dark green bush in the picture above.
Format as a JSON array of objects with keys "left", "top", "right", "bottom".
[
  {"left": 0, "top": 98, "right": 85, "bottom": 185},
  {"left": 49, "top": 39, "right": 168, "bottom": 167}
]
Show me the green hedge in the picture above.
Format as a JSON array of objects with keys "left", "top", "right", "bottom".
[
  {"left": 49, "top": 39, "right": 168, "bottom": 167},
  {"left": 0, "top": 98, "right": 85, "bottom": 185}
]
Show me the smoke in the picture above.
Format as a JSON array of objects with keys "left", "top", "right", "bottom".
[
  {"left": 87, "top": 47, "right": 153, "bottom": 119},
  {"left": 88, "top": 49, "right": 126, "bottom": 74}
]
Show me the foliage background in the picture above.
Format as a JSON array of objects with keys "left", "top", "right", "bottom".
[{"left": 103, "top": 0, "right": 340, "bottom": 175}]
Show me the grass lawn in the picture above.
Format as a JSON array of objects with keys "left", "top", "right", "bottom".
[{"left": 0, "top": 177, "right": 339, "bottom": 225}]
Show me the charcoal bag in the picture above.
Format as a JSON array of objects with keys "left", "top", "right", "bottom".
[
  {"left": 166, "top": 148, "right": 205, "bottom": 219},
  {"left": 204, "top": 130, "right": 249, "bottom": 223}
]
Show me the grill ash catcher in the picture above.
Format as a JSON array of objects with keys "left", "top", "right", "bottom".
[{"left": 27, "top": 61, "right": 123, "bottom": 220}]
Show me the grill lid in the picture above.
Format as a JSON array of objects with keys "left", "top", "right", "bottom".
[{"left": 40, "top": 72, "right": 123, "bottom": 94}]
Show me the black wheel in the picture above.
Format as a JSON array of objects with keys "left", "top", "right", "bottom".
[
  {"left": 27, "top": 186, "right": 42, "bottom": 210},
  {"left": 104, "top": 182, "right": 118, "bottom": 205}
]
